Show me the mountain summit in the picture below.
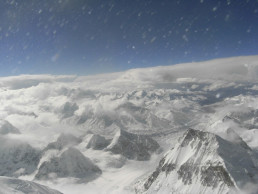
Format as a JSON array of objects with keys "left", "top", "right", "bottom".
[{"left": 143, "top": 128, "right": 258, "bottom": 194}]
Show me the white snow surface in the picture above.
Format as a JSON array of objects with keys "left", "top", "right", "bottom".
[
  {"left": 0, "top": 176, "right": 62, "bottom": 194},
  {"left": 140, "top": 129, "right": 258, "bottom": 194},
  {"left": 0, "top": 56, "right": 258, "bottom": 193}
]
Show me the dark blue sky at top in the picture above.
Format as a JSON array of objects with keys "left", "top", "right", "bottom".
[{"left": 0, "top": 0, "right": 257, "bottom": 76}]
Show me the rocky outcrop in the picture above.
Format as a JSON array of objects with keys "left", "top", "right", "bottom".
[
  {"left": 44, "top": 133, "right": 82, "bottom": 151},
  {"left": 86, "top": 134, "right": 110, "bottom": 150},
  {"left": 0, "top": 137, "right": 40, "bottom": 177},
  {"left": 35, "top": 147, "right": 101, "bottom": 180},
  {"left": 106, "top": 129, "right": 160, "bottom": 161}
]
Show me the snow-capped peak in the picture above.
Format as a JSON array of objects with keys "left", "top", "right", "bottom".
[
  {"left": 142, "top": 128, "right": 258, "bottom": 194},
  {"left": 107, "top": 129, "right": 160, "bottom": 161}
]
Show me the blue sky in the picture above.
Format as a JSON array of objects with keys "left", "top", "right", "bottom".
[{"left": 0, "top": 0, "right": 257, "bottom": 76}]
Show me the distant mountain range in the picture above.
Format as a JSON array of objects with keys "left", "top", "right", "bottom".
[{"left": 0, "top": 56, "right": 258, "bottom": 193}]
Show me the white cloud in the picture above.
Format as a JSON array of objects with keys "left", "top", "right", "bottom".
[{"left": 0, "top": 56, "right": 257, "bottom": 193}]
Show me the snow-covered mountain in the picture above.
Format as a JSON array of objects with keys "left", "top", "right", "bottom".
[
  {"left": 0, "top": 120, "right": 20, "bottom": 135},
  {"left": 141, "top": 128, "right": 258, "bottom": 194},
  {"left": 0, "top": 176, "right": 62, "bottom": 194},
  {"left": 44, "top": 133, "right": 82, "bottom": 151},
  {"left": 0, "top": 137, "right": 40, "bottom": 177},
  {"left": 106, "top": 129, "right": 160, "bottom": 161},
  {"left": 223, "top": 108, "right": 258, "bottom": 130},
  {"left": 36, "top": 147, "right": 101, "bottom": 181},
  {"left": 86, "top": 134, "right": 110, "bottom": 150},
  {"left": 0, "top": 56, "right": 258, "bottom": 193}
]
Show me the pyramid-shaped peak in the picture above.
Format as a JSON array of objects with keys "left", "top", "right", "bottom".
[
  {"left": 142, "top": 128, "right": 258, "bottom": 194},
  {"left": 181, "top": 128, "right": 216, "bottom": 147},
  {"left": 57, "top": 133, "right": 81, "bottom": 144},
  {"left": 36, "top": 147, "right": 101, "bottom": 180},
  {"left": 0, "top": 120, "right": 20, "bottom": 135},
  {"left": 86, "top": 134, "right": 110, "bottom": 150},
  {"left": 44, "top": 133, "right": 82, "bottom": 151}
]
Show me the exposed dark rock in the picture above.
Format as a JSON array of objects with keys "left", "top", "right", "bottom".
[
  {"left": 0, "top": 137, "right": 40, "bottom": 177},
  {"left": 44, "top": 133, "right": 82, "bottom": 151},
  {"left": 181, "top": 128, "right": 208, "bottom": 147},
  {"left": 86, "top": 134, "right": 110, "bottom": 150},
  {"left": 36, "top": 147, "right": 101, "bottom": 180},
  {"left": 60, "top": 102, "right": 79, "bottom": 119},
  {"left": 177, "top": 162, "right": 194, "bottom": 185},
  {"left": 201, "top": 165, "right": 234, "bottom": 188},
  {"left": 144, "top": 157, "right": 165, "bottom": 190},
  {"left": 106, "top": 129, "right": 160, "bottom": 161}
]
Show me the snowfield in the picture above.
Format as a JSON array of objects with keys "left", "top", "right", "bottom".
[{"left": 0, "top": 56, "right": 258, "bottom": 194}]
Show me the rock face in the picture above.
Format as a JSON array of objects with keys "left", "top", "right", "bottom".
[
  {"left": 35, "top": 147, "right": 101, "bottom": 180},
  {"left": 44, "top": 133, "right": 82, "bottom": 151},
  {"left": 143, "top": 128, "right": 258, "bottom": 194},
  {"left": 0, "top": 120, "right": 20, "bottom": 135},
  {"left": 106, "top": 129, "right": 160, "bottom": 161},
  {"left": 60, "top": 102, "right": 79, "bottom": 119},
  {"left": 86, "top": 134, "right": 110, "bottom": 150},
  {"left": 0, "top": 176, "right": 62, "bottom": 194},
  {"left": 0, "top": 137, "right": 40, "bottom": 177}
]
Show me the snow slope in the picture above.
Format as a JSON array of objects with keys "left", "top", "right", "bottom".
[
  {"left": 36, "top": 147, "right": 101, "bottom": 181},
  {"left": 0, "top": 176, "right": 62, "bottom": 194},
  {"left": 0, "top": 56, "right": 258, "bottom": 193},
  {"left": 0, "top": 136, "right": 40, "bottom": 177},
  {"left": 141, "top": 128, "right": 258, "bottom": 194}
]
